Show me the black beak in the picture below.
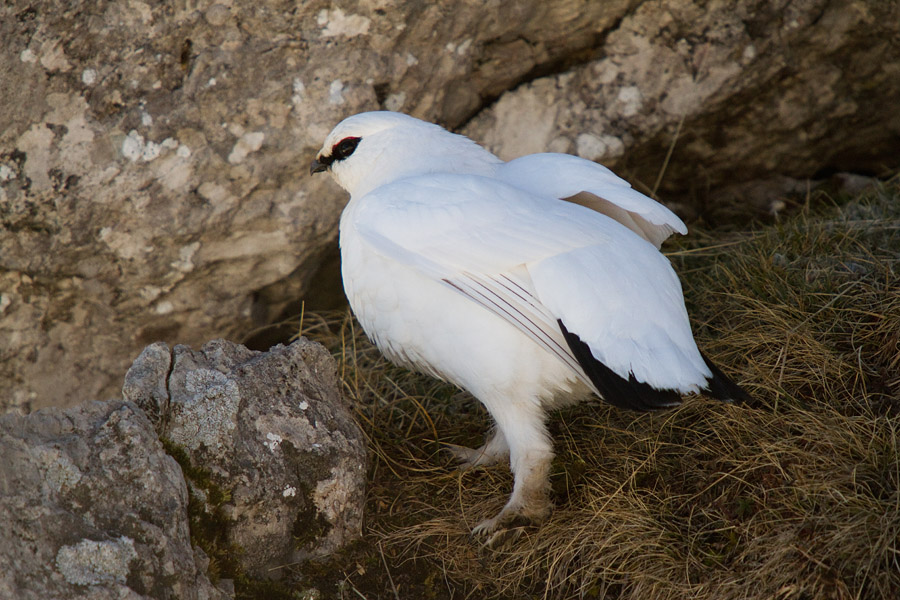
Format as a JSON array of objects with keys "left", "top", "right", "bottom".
[{"left": 309, "top": 158, "right": 328, "bottom": 175}]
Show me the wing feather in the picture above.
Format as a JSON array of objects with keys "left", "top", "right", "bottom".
[
  {"left": 348, "top": 173, "right": 709, "bottom": 396},
  {"left": 448, "top": 271, "right": 586, "bottom": 377},
  {"left": 496, "top": 153, "right": 687, "bottom": 248}
]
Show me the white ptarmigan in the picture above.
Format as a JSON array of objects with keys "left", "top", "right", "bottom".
[{"left": 311, "top": 111, "right": 751, "bottom": 536}]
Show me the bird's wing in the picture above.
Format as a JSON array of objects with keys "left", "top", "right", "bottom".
[
  {"left": 349, "top": 174, "right": 709, "bottom": 404},
  {"left": 496, "top": 153, "right": 687, "bottom": 248}
]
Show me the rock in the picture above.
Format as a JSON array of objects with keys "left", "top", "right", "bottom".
[
  {"left": 0, "top": 0, "right": 625, "bottom": 413},
  {"left": 707, "top": 176, "right": 814, "bottom": 221},
  {"left": 123, "top": 338, "right": 367, "bottom": 577},
  {"left": 0, "top": 400, "right": 228, "bottom": 600},
  {"left": 2, "top": 0, "right": 897, "bottom": 412},
  {"left": 464, "top": 0, "right": 900, "bottom": 215}
]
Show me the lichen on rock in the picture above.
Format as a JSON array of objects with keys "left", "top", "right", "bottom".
[
  {"left": 125, "top": 338, "right": 367, "bottom": 577},
  {"left": 55, "top": 537, "right": 138, "bottom": 587},
  {"left": 0, "top": 401, "right": 227, "bottom": 599}
]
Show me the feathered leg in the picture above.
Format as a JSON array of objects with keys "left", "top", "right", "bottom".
[{"left": 472, "top": 400, "right": 553, "bottom": 536}]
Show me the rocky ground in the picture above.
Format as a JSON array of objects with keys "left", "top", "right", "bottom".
[{"left": 1, "top": 1, "right": 898, "bottom": 598}]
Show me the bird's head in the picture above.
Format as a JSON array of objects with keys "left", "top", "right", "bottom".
[{"left": 310, "top": 111, "right": 501, "bottom": 197}]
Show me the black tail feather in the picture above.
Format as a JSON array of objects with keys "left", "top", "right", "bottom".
[
  {"left": 558, "top": 320, "right": 682, "bottom": 412},
  {"left": 699, "top": 351, "right": 754, "bottom": 404}
]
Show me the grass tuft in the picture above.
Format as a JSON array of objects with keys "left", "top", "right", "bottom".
[{"left": 281, "top": 178, "right": 899, "bottom": 599}]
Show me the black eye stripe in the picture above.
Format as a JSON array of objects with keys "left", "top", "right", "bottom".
[{"left": 330, "top": 136, "right": 361, "bottom": 161}]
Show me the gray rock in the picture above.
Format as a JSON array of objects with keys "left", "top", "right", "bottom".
[
  {"left": 0, "top": 400, "right": 228, "bottom": 600},
  {"left": 0, "top": 0, "right": 625, "bottom": 413},
  {"left": 464, "top": 0, "right": 900, "bottom": 215},
  {"left": 2, "top": 0, "right": 897, "bottom": 413},
  {"left": 124, "top": 338, "right": 367, "bottom": 577}
]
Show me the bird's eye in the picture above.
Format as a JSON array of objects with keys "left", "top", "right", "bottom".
[{"left": 331, "top": 137, "right": 361, "bottom": 161}]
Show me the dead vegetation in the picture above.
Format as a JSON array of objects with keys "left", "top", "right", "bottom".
[{"left": 283, "top": 179, "right": 899, "bottom": 599}]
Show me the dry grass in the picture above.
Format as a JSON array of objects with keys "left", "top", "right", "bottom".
[{"left": 288, "top": 180, "right": 900, "bottom": 599}]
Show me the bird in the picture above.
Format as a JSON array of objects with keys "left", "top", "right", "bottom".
[{"left": 310, "top": 111, "right": 751, "bottom": 537}]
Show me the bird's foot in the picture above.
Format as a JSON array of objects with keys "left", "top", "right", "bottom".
[
  {"left": 471, "top": 499, "right": 551, "bottom": 546},
  {"left": 444, "top": 432, "right": 509, "bottom": 470},
  {"left": 444, "top": 443, "right": 505, "bottom": 470}
]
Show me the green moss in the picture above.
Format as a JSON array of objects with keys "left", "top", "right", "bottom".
[
  {"left": 160, "top": 438, "right": 242, "bottom": 582},
  {"left": 277, "top": 440, "right": 334, "bottom": 550},
  {"left": 160, "top": 437, "right": 298, "bottom": 599},
  {"left": 291, "top": 494, "right": 332, "bottom": 550}
]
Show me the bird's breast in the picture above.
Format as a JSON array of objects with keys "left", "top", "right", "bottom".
[{"left": 339, "top": 226, "right": 452, "bottom": 378}]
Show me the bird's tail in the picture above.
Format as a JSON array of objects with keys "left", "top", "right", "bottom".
[
  {"left": 700, "top": 351, "right": 754, "bottom": 404},
  {"left": 558, "top": 320, "right": 682, "bottom": 411}
]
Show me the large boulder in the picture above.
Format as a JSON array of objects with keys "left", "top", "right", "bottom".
[
  {"left": 2, "top": 0, "right": 897, "bottom": 412},
  {"left": 464, "top": 0, "right": 900, "bottom": 216},
  {"left": 0, "top": 0, "right": 626, "bottom": 413},
  {"left": 0, "top": 400, "right": 228, "bottom": 600},
  {"left": 123, "top": 338, "right": 367, "bottom": 577}
]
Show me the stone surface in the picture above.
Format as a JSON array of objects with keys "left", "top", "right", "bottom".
[
  {"left": 0, "top": 400, "right": 228, "bottom": 600},
  {"left": 0, "top": 0, "right": 629, "bottom": 413},
  {"left": 123, "top": 338, "right": 367, "bottom": 577},
  {"left": 2, "top": 0, "right": 898, "bottom": 412},
  {"left": 465, "top": 0, "right": 900, "bottom": 214}
]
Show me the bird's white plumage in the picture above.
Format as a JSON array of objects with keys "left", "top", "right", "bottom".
[
  {"left": 348, "top": 173, "right": 709, "bottom": 394},
  {"left": 496, "top": 153, "right": 687, "bottom": 248},
  {"left": 313, "top": 111, "right": 730, "bottom": 535}
]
